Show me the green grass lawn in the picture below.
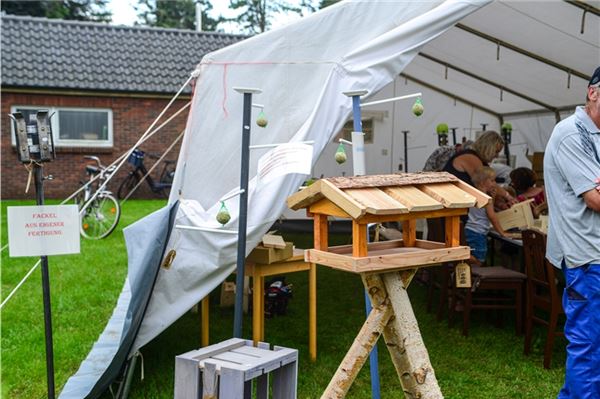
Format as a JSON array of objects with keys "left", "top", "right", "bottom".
[{"left": 2, "top": 200, "right": 565, "bottom": 398}]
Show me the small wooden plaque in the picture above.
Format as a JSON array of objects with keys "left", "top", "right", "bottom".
[{"left": 455, "top": 262, "right": 471, "bottom": 288}]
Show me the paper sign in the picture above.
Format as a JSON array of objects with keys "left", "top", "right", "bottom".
[
  {"left": 8, "top": 205, "right": 80, "bottom": 257},
  {"left": 257, "top": 143, "right": 313, "bottom": 185}
]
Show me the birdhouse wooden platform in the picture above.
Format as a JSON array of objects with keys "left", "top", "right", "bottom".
[{"left": 287, "top": 172, "right": 489, "bottom": 399}]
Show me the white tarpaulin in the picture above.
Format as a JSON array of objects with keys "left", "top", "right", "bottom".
[{"left": 137, "top": 0, "right": 491, "bottom": 350}]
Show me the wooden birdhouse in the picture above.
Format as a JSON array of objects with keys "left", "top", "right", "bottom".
[
  {"left": 287, "top": 172, "right": 489, "bottom": 273},
  {"left": 286, "top": 171, "right": 490, "bottom": 398}
]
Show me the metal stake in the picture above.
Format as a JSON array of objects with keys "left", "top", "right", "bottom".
[
  {"left": 233, "top": 87, "right": 261, "bottom": 338},
  {"left": 35, "top": 164, "right": 55, "bottom": 399},
  {"left": 402, "top": 130, "right": 409, "bottom": 172}
]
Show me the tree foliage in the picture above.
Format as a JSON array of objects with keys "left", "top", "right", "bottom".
[
  {"left": 228, "top": 0, "right": 306, "bottom": 34},
  {"left": 136, "top": 0, "right": 222, "bottom": 31},
  {"left": 1, "top": 0, "right": 111, "bottom": 22}
]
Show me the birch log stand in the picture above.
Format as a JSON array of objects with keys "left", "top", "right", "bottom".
[{"left": 287, "top": 172, "right": 490, "bottom": 399}]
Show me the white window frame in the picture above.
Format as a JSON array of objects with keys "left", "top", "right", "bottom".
[{"left": 10, "top": 105, "right": 113, "bottom": 148}]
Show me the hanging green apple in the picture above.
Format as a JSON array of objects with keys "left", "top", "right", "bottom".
[
  {"left": 216, "top": 201, "right": 231, "bottom": 225},
  {"left": 412, "top": 98, "right": 424, "bottom": 116},
  {"left": 335, "top": 143, "right": 347, "bottom": 164}
]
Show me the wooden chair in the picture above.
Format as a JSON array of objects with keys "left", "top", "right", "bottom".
[
  {"left": 451, "top": 265, "right": 526, "bottom": 336},
  {"left": 522, "top": 229, "right": 564, "bottom": 369}
]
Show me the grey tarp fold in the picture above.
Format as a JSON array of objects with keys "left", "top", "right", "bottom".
[{"left": 59, "top": 202, "right": 179, "bottom": 398}]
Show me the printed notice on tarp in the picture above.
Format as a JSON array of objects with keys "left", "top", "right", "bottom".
[
  {"left": 257, "top": 143, "right": 313, "bottom": 185},
  {"left": 8, "top": 205, "right": 80, "bottom": 257}
]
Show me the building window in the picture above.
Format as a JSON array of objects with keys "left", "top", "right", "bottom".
[
  {"left": 10, "top": 106, "right": 113, "bottom": 148},
  {"left": 334, "top": 118, "right": 374, "bottom": 144}
]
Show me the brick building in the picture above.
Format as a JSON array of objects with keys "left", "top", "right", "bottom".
[{"left": 1, "top": 15, "right": 244, "bottom": 199}]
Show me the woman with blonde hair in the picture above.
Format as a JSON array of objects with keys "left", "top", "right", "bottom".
[{"left": 443, "top": 131, "right": 516, "bottom": 207}]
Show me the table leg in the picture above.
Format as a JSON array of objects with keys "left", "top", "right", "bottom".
[
  {"left": 309, "top": 262, "right": 317, "bottom": 362},
  {"left": 201, "top": 296, "right": 209, "bottom": 347},
  {"left": 253, "top": 273, "right": 263, "bottom": 345}
]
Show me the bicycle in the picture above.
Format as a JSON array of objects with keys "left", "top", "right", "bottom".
[
  {"left": 76, "top": 156, "right": 121, "bottom": 239},
  {"left": 117, "top": 148, "right": 176, "bottom": 200}
]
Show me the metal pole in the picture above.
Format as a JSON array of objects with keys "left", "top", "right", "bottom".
[
  {"left": 345, "top": 90, "right": 380, "bottom": 399},
  {"left": 402, "top": 131, "right": 409, "bottom": 172},
  {"left": 451, "top": 128, "right": 457, "bottom": 146},
  {"left": 233, "top": 88, "right": 259, "bottom": 338},
  {"left": 35, "top": 164, "right": 55, "bottom": 399}
]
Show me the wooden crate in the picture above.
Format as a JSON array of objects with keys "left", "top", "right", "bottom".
[
  {"left": 247, "top": 242, "right": 293, "bottom": 264},
  {"left": 496, "top": 200, "right": 534, "bottom": 231},
  {"left": 175, "top": 338, "right": 298, "bottom": 399}
]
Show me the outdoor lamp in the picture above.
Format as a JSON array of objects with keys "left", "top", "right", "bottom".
[{"left": 10, "top": 110, "right": 55, "bottom": 163}]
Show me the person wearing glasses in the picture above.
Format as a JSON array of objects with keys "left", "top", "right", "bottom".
[{"left": 545, "top": 66, "right": 600, "bottom": 399}]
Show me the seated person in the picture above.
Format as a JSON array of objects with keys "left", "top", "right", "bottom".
[
  {"left": 509, "top": 167, "right": 546, "bottom": 216},
  {"left": 464, "top": 167, "right": 509, "bottom": 265}
]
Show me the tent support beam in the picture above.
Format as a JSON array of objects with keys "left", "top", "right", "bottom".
[
  {"left": 564, "top": 0, "right": 600, "bottom": 17},
  {"left": 418, "top": 53, "right": 559, "bottom": 114},
  {"left": 455, "top": 24, "right": 589, "bottom": 81},
  {"left": 501, "top": 104, "right": 579, "bottom": 119},
  {"left": 400, "top": 73, "right": 500, "bottom": 118}
]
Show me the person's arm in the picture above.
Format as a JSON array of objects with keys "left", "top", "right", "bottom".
[
  {"left": 486, "top": 202, "right": 507, "bottom": 236},
  {"left": 583, "top": 187, "right": 600, "bottom": 212},
  {"left": 596, "top": 177, "right": 600, "bottom": 194}
]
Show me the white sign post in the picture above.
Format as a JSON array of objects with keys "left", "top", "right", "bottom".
[{"left": 8, "top": 205, "right": 80, "bottom": 257}]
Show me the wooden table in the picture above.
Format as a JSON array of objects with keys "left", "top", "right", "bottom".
[
  {"left": 246, "top": 249, "right": 317, "bottom": 362},
  {"left": 488, "top": 230, "right": 523, "bottom": 270}
]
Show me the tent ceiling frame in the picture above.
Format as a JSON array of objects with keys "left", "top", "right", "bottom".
[
  {"left": 455, "top": 23, "right": 590, "bottom": 81},
  {"left": 564, "top": 0, "right": 600, "bottom": 17},
  {"left": 418, "top": 52, "right": 559, "bottom": 114},
  {"left": 399, "top": 72, "right": 500, "bottom": 119},
  {"left": 502, "top": 104, "right": 580, "bottom": 119}
]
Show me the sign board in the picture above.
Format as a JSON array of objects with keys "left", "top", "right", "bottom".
[
  {"left": 257, "top": 143, "right": 312, "bottom": 185},
  {"left": 8, "top": 205, "right": 80, "bottom": 257}
]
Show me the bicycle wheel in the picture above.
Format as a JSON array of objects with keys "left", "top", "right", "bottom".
[
  {"left": 80, "top": 193, "right": 121, "bottom": 240},
  {"left": 117, "top": 173, "right": 139, "bottom": 200}
]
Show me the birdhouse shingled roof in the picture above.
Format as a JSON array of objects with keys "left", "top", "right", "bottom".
[{"left": 287, "top": 172, "right": 490, "bottom": 220}]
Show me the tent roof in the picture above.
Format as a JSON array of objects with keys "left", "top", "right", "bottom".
[{"left": 405, "top": 0, "right": 600, "bottom": 118}]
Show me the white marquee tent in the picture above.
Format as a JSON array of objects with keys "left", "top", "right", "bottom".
[{"left": 60, "top": 1, "right": 599, "bottom": 397}]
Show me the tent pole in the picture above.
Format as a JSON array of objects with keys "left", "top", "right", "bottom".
[
  {"left": 344, "top": 90, "right": 381, "bottom": 399},
  {"left": 233, "top": 87, "right": 261, "bottom": 338}
]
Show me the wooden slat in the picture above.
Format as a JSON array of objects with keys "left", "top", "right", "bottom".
[
  {"left": 452, "top": 180, "right": 491, "bottom": 208},
  {"left": 417, "top": 183, "right": 477, "bottom": 208},
  {"left": 357, "top": 207, "right": 467, "bottom": 224},
  {"left": 344, "top": 188, "right": 409, "bottom": 215},
  {"left": 382, "top": 186, "right": 443, "bottom": 212},
  {"left": 309, "top": 198, "right": 350, "bottom": 218},
  {"left": 306, "top": 246, "right": 471, "bottom": 273},
  {"left": 403, "top": 220, "right": 417, "bottom": 247},
  {"left": 314, "top": 213, "right": 328, "bottom": 251},
  {"left": 352, "top": 222, "right": 368, "bottom": 257},
  {"left": 287, "top": 179, "right": 325, "bottom": 210},
  {"left": 320, "top": 179, "right": 366, "bottom": 219},
  {"left": 445, "top": 216, "right": 460, "bottom": 247}
]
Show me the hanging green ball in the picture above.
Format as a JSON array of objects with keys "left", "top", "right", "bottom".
[
  {"left": 335, "top": 143, "right": 347, "bottom": 164},
  {"left": 436, "top": 123, "right": 449, "bottom": 134},
  {"left": 501, "top": 122, "right": 512, "bottom": 133},
  {"left": 256, "top": 111, "right": 268, "bottom": 128},
  {"left": 216, "top": 201, "right": 231, "bottom": 225},
  {"left": 412, "top": 97, "right": 424, "bottom": 117}
]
